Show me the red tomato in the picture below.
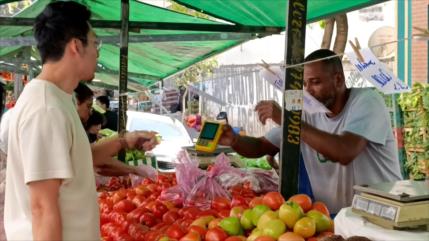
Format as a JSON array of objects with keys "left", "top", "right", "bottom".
[
  {"left": 217, "top": 209, "right": 230, "bottom": 219},
  {"left": 288, "top": 194, "right": 312, "bottom": 212},
  {"left": 225, "top": 236, "right": 246, "bottom": 241},
  {"left": 262, "top": 192, "right": 285, "bottom": 210},
  {"left": 128, "top": 223, "right": 148, "bottom": 240},
  {"left": 205, "top": 227, "right": 228, "bottom": 241},
  {"left": 139, "top": 212, "right": 156, "bottom": 227},
  {"left": 100, "top": 212, "right": 110, "bottom": 225},
  {"left": 126, "top": 207, "right": 148, "bottom": 223},
  {"left": 109, "top": 211, "right": 127, "bottom": 226},
  {"left": 113, "top": 199, "right": 136, "bottom": 213},
  {"left": 131, "top": 194, "right": 146, "bottom": 207},
  {"left": 183, "top": 207, "right": 202, "bottom": 220},
  {"left": 151, "top": 201, "right": 168, "bottom": 218},
  {"left": 311, "top": 201, "right": 330, "bottom": 217},
  {"left": 188, "top": 225, "right": 207, "bottom": 237},
  {"left": 163, "top": 210, "right": 180, "bottom": 224},
  {"left": 111, "top": 190, "right": 127, "bottom": 204},
  {"left": 198, "top": 209, "right": 218, "bottom": 218},
  {"left": 211, "top": 197, "right": 231, "bottom": 210},
  {"left": 99, "top": 199, "right": 113, "bottom": 214},
  {"left": 100, "top": 222, "right": 120, "bottom": 237},
  {"left": 231, "top": 196, "right": 248, "bottom": 208},
  {"left": 180, "top": 231, "right": 201, "bottom": 241},
  {"left": 249, "top": 196, "right": 264, "bottom": 208},
  {"left": 144, "top": 230, "right": 163, "bottom": 241},
  {"left": 254, "top": 236, "right": 276, "bottom": 241},
  {"left": 180, "top": 218, "right": 194, "bottom": 230},
  {"left": 166, "top": 223, "right": 185, "bottom": 239},
  {"left": 126, "top": 189, "right": 136, "bottom": 200}
]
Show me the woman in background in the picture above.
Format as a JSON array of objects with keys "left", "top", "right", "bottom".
[
  {"left": 74, "top": 82, "right": 157, "bottom": 177},
  {"left": 86, "top": 110, "right": 105, "bottom": 143}
]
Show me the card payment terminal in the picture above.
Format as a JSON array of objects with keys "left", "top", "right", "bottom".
[{"left": 195, "top": 121, "right": 224, "bottom": 153}]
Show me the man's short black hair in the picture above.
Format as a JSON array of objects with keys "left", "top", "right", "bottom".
[
  {"left": 34, "top": 1, "right": 91, "bottom": 64},
  {"left": 304, "top": 49, "right": 343, "bottom": 73},
  {"left": 74, "top": 82, "right": 93, "bottom": 104},
  {"left": 96, "top": 95, "right": 110, "bottom": 109}
]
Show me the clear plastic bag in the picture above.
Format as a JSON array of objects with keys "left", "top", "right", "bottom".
[
  {"left": 242, "top": 168, "right": 279, "bottom": 194},
  {"left": 218, "top": 168, "right": 279, "bottom": 194},
  {"left": 159, "top": 150, "right": 204, "bottom": 205},
  {"left": 129, "top": 164, "right": 157, "bottom": 187},
  {"left": 184, "top": 153, "right": 241, "bottom": 210}
]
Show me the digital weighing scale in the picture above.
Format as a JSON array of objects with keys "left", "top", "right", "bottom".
[{"left": 352, "top": 180, "right": 429, "bottom": 230}]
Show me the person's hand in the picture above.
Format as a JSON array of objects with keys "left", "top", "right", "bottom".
[
  {"left": 125, "top": 131, "right": 159, "bottom": 151},
  {"left": 218, "top": 124, "right": 238, "bottom": 146},
  {"left": 254, "top": 100, "right": 282, "bottom": 125}
]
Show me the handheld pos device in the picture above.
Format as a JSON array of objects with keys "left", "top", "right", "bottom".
[{"left": 195, "top": 121, "right": 224, "bottom": 153}]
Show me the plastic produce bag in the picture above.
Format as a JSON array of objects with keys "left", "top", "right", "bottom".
[
  {"left": 159, "top": 150, "right": 204, "bottom": 205},
  {"left": 218, "top": 168, "right": 279, "bottom": 194},
  {"left": 184, "top": 153, "right": 241, "bottom": 210},
  {"left": 129, "top": 164, "right": 158, "bottom": 187},
  {"left": 242, "top": 168, "right": 279, "bottom": 194}
]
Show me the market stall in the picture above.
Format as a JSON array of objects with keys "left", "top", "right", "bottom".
[{"left": 1, "top": 0, "right": 428, "bottom": 240}]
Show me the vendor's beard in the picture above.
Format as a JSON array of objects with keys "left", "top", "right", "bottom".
[{"left": 318, "top": 94, "right": 336, "bottom": 109}]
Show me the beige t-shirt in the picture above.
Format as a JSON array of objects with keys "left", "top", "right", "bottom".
[{"left": 4, "top": 79, "right": 100, "bottom": 240}]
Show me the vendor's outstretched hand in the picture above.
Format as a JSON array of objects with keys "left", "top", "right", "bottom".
[
  {"left": 125, "top": 131, "right": 159, "bottom": 151},
  {"left": 255, "top": 100, "right": 282, "bottom": 125},
  {"left": 218, "top": 124, "right": 238, "bottom": 147}
]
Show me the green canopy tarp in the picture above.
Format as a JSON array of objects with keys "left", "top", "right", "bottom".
[
  {"left": 0, "top": 0, "right": 251, "bottom": 88},
  {"left": 175, "top": 0, "right": 387, "bottom": 27},
  {"left": 1, "top": 0, "right": 388, "bottom": 89}
]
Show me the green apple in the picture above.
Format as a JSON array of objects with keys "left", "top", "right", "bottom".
[
  {"left": 306, "top": 210, "right": 332, "bottom": 232},
  {"left": 230, "top": 206, "right": 245, "bottom": 218},
  {"left": 246, "top": 228, "right": 263, "bottom": 241},
  {"left": 219, "top": 216, "right": 241, "bottom": 236},
  {"left": 257, "top": 210, "right": 278, "bottom": 229},
  {"left": 278, "top": 201, "right": 303, "bottom": 229},
  {"left": 261, "top": 219, "right": 286, "bottom": 239},
  {"left": 240, "top": 209, "right": 254, "bottom": 230},
  {"left": 251, "top": 204, "right": 270, "bottom": 226}
]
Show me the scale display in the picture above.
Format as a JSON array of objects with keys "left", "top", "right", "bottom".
[{"left": 195, "top": 121, "right": 224, "bottom": 153}]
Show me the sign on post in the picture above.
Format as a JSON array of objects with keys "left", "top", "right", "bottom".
[{"left": 347, "top": 48, "right": 410, "bottom": 94}]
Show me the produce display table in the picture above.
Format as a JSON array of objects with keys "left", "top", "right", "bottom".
[{"left": 335, "top": 207, "right": 429, "bottom": 241}]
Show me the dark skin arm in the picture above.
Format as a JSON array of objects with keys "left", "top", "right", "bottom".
[
  {"left": 218, "top": 125, "right": 279, "bottom": 158},
  {"left": 301, "top": 122, "right": 368, "bottom": 165},
  {"left": 254, "top": 99, "right": 369, "bottom": 165}
]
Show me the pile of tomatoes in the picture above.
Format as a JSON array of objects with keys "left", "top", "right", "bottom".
[{"left": 98, "top": 173, "right": 334, "bottom": 241}]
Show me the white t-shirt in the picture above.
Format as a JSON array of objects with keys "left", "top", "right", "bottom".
[
  {"left": 0, "top": 109, "right": 12, "bottom": 153},
  {"left": 265, "top": 88, "right": 402, "bottom": 213},
  {"left": 4, "top": 79, "right": 100, "bottom": 240}
]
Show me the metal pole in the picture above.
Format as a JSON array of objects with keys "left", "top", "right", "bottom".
[
  {"left": 279, "top": 0, "right": 308, "bottom": 199},
  {"left": 118, "top": 0, "right": 129, "bottom": 162}
]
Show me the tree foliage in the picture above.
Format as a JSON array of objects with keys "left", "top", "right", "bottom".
[
  {"left": 0, "top": 0, "right": 35, "bottom": 17},
  {"left": 175, "top": 58, "right": 218, "bottom": 86},
  {"left": 168, "top": 0, "right": 211, "bottom": 20}
]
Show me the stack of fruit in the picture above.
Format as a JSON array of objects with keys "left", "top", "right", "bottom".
[
  {"left": 213, "top": 192, "right": 334, "bottom": 241},
  {"left": 99, "top": 173, "right": 335, "bottom": 241}
]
